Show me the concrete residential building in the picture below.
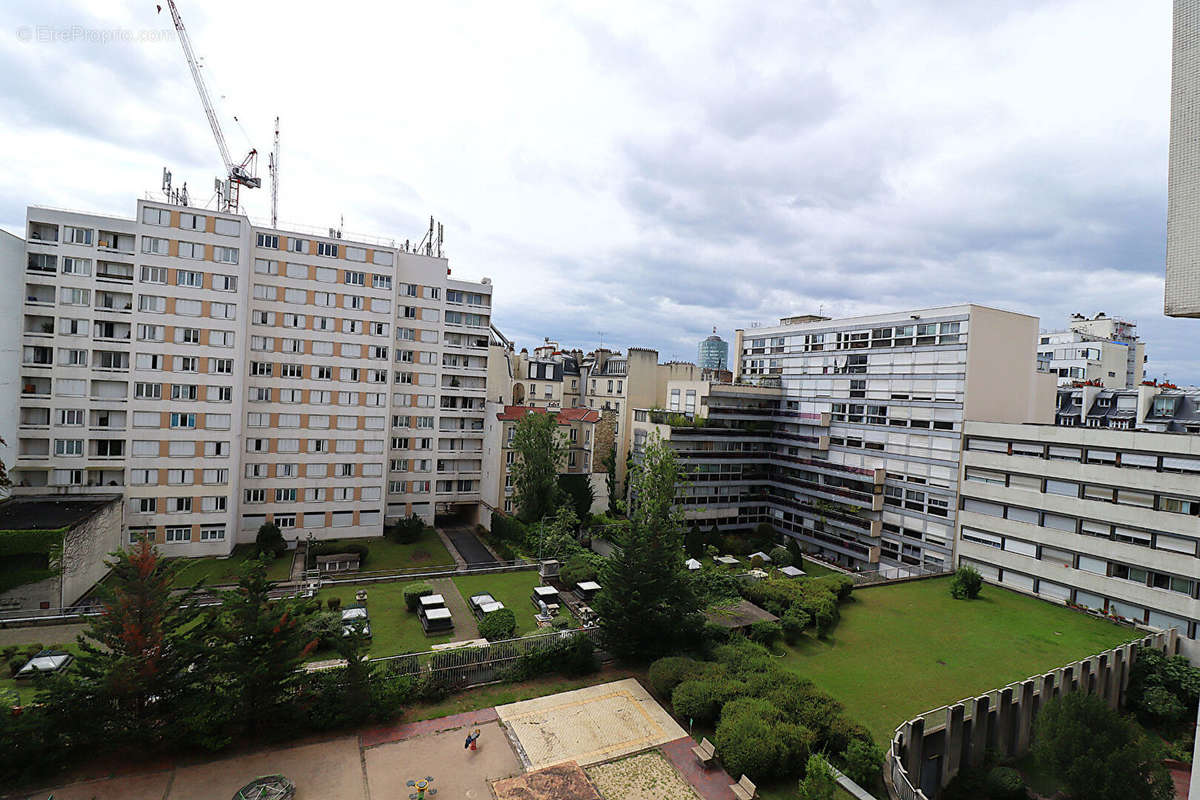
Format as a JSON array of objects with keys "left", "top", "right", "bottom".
[
  {"left": 1036, "top": 313, "right": 1146, "bottom": 388},
  {"left": 480, "top": 405, "right": 605, "bottom": 518},
  {"left": 0, "top": 228, "right": 22, "bottom": 497},
  {"left": 957, "top": 389, "right": 1200, "bottom": 640},
  {"left": 1167, "top": 0, "right": 1200, "bottom": 317},
  {"left": 13, "top": 199, "right": 492, "bottom": 556},
  {"left": 697, "top": 330, "right": 729, "bottom": 372},
  {"left": 721, "top": 305, "right": 1055, "bottom": 572}
]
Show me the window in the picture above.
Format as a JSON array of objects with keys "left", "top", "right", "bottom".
[
  {"left": 257, "top": 232, "right": 279, "bottom": 249},
  {"left": 143, "top": 207, "right": 170, "bottom": 225},
  {"left": 213, "top": 274, "right": 237, "bottom": 292},
  {"left": 1044, "top": 479, "right": 1078, "bottom": 497},
  {"left": 139, "top": 295, "right": 166, "bottom": 313},
  {"left": 61, "top": 256, "right": 91, "bottom": 276},
  {"left": 200, "top": 525, "right": 226, "bottom": 541},
  {"left": 177, "top": 242, "right": 204, "bottom": 261},
  {"left": 165, "top": 527, "right": 192, "bottom": 543},
  {"left": 213, "top": 246, "right": 238, "bottom": 264},
  {"left": 64, "top": 226, "right": 93, "bottom": 245},
  {"left": 170, "top": 412, "right": 197, "bottom": 429},
  {"left": 54, "top": 439, "right": 83, "bottom": 456},
  {"left": 135, "top": 382, "right": 162, "bottom": 400},
  {"left": 317, "top": 242, "right": 339, "bottom": 258},
  {"left": 211, "top": 302, "right": 235, "bottom": 320},
  {"left": 214, "top": 218, "right": 240, "bottom": 236},
  {"left": 345, "top": 270, "right": 365, "bottom": 286},
  {"left": 255, "top": 258, "right": 279, "bottom": 275},
  {"left": 142, "top": 236, "right": 168, "bottom": 255}
]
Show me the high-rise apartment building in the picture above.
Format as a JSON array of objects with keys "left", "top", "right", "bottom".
[
  {"left": 957, "top": 386, "right": 1200, "bottom": 640},
  {"left": 0, "top": 229, "right": 21, "bottom": 497},
  {"left": 1036, "top": 313, "right": 1146, "bottom": 388},
  {"left": 697, "top": 330, "right": 728, "bottom": 372},
  {"left": 695, "top": 305, "right": 1054, "bottom": 572},
  {"left": 13, "top": 199, "right": 492, "bottom": 555},
  {"left": 1167, "top": 0, "right": 1200, "bottom": 317}
]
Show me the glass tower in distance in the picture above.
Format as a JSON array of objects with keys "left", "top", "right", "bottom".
[{"left": 697, "top": 329, "right": 729, "bottom": 371}]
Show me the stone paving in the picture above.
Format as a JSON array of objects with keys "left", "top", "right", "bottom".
[
  {"left": 431, "top": 576, "right": 481, "bottom": 639},
  {"left": 26, "top": 678, "right": 720, "bottom": 800},
  {"left": 495, "top": 678, "right": 687, "bottom": 770},
  {"left": 586, "top": 751, "right": 701, "bottom": 800}
]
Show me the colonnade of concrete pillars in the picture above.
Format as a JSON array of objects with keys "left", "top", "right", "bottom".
[{"left": 889, "top": 630, "right": 1175, "bottom": 800}]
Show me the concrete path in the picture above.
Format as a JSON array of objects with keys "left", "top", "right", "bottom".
[
  {"left": 441, "top": 525, "right": 498, "bottom": 566},
  {"left": 0, "top": 623, "right": 87, "bottom": 648},
  {"left": 431, "top": 577, "right": 481, "bottom": 639},
  {"left": 660, "top": 736, "right": 737, "bottom": 800},
  {"left": 435, "top": 526, "right": 469, "bottom": 568}
]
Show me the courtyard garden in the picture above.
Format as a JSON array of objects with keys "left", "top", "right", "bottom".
[
  {"left": 311, "top": 530, "right": 454, "bottom": 573},
  {"left": 777, "top": 575, "right": 1136, "bottom": 744},
  {"left": 452, "top": 570, "right": 576, "bottom": 636}
]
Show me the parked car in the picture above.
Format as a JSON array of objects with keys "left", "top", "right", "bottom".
[{"left": 341, "top": 606, "right": 371, "bottom": 638}]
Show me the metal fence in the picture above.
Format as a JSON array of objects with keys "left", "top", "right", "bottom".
[
  {"left": 371, "top": 626, "right": 604, "bottom": 690},
  {"left": 850, "top": 563, "right": 953, "bottom": 586}
]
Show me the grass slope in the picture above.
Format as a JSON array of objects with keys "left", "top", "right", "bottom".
[
  {"left": 780, "top": 576, "right": 1134, "bottom": 745},
  {"left": 171, "top": 544, "right": 292, "bottom": 586}
]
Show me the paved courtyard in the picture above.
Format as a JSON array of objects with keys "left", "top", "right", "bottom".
[
  {"left": 25, "top": 679, "right": 726, "bottom": 800},
  {"left": 495, "top": 678, "right": 688, "bottom": 769}
]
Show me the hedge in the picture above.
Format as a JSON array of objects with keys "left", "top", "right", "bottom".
[
  {"left": 0, "top": 529, "right": 64, "bottom": 558},
  {"left": 403, "top": 583, "right": 433, "bottom": 611},
  {"left": 479, "top": 608, "right": 517, "bottom": 641}
]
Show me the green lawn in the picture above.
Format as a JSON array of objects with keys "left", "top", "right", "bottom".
[
  {"left": 452, "top": 571, "right": 575, "bottom": 635},
  {"left": 314, "top": 580, "right": 456, "bottom": 658},
  {"left": 792, "top": 558, "right": 839, "bottom": 578},
  {"left": 779, "top": 577, "right": 1135, "bottom": 745},
  {"left": 171, "top": 544, "right": 293, "bottom": 586},
  {"left": 0, "top": 640, "right": 82, "bottom": 706},
  {"left": 316, "top": 532, "right": 454, "bottom": 573}
]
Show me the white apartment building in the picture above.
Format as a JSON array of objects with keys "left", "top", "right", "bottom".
[
  {"left": 0, "top": 229, "right": 22, "bottom": 496},
  {"left": 1167, "top": 0, "right": 1200, "bottom": 317},
  {"left": 958, "top": 416, "right": 1200, "bottom": 640},
  {"left": 732, "top": 305, "right": 1055, "bottom": 572},
  {"left": 1036, "top": 313, "right": 1146, "bottom": 388},
  {"left": 13, "top": 200, "right": 491, "bottom": 556}
]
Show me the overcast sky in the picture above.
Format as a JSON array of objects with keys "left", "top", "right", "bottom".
[{"left": 1, "top": 1, "right": 1194, "bottom": 381}]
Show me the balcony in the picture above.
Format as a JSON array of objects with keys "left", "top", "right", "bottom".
[
  {"left": 24, "top": 315, "right": 54, "bottom": 336},
  {"left": 19, "top": 408, "right": 50, "bottom": 428},
  {"left": 28, "top": 221, "right": 59, "bottom": 244},
  {"left": 95, "top": 291, "right": 133, "bottom": 314},
  {"left": 88, "top": 441, "right": 126, "bottom": 460},
  {"left": 26, "top": 253, "right": 57, "bottom": 274},
  {"left": 21, "top": 346, "right": 53, "bottom": 367},
  {"left": 442, "top": 376, "right": 486, "bottom": 392},
  {"left": 92, "top": 321, "right": 131, "bottom": 342},
  {"left": 25, "top": 283, "right": 55, "bottom": 306},
  {"left": 90, "top": 410, "right": 127, "bottom": 431},
  {"left": 89, "top": 380, "right": 128, "bottom": 401},
  {"left": 92, "top": 351, "right": 130, "bottom": 372},
  {"left": 20, "top": 376, "right": 51, "bottom": 397},
  {"left": 96, "top": 261, "right": 134, "bottom": 283},
  {"left": 18, "top": 438, "right": 50, "bottom": 458},
  {"left": 84, "top": 468, "right": 125, "bottom": 488},
  {"left": 97, "top": 230, "right": 134, "bottom": 254}
]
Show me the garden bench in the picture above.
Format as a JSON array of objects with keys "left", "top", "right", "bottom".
[
  {"left": 691, "top": 737, "right": 716, "bottom": 768},
  {"left": 730, "top": 774, "right": 757, "bottom": 800}
]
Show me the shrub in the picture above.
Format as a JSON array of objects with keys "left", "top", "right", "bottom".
[
  {"left": 748, "top": 620, "right": 783, "bottom": 647},
  {"left": 255, "top": 522, "right": 287, "bottom": 559},
  {"left": 716, "top": 711, "right": 779, "bottom": 780},
  {"left": 479, "top": 607, "right": 517, "bottom": 640},
  {"left": 672, "top": 681, "right": 724, "bottom": 724},
  {"left": 326, "top": 596, "right": 342, "bottom": 612},
  {"left": 797, "top": 753, "right": 837, "bottom": 800},
  {"left": 386, "top": 514, "right": 425, "bottom": 544},
  {"left": 842, "top": 738, "right": 884, "bottom": 787},
  {"left": 491, "top": 514, "right": 528, "bottom": 547},
  {"left": 1141, "top": 685, "right": 1186, "bottom": 722},
  {"left": 812, "top": 597, "right": 839, "bottom": 638},
  {"left": 504, "top": 632, "right": 598, "bottom": 681},
  {"left": 781, "top": 607, "right": 812, "bottom": 645},
  {"left": 560, "top": 552, "right": 602, "bottom": 587},
  {"left": 403, "top": 583, "right": 433, "bottom": 611},
  {"left": 950, "top": 565, "right": 983, "bottom": 600},
  {"left": 819, "top": 574, "right": 854, "bottom": 602},
  {"left": 648, "top": 656, "right": 707, "bottom": 698},
  {"left": 984, "top": 766, "right": 1025, "bottom": 800},
  {"left": 769, "top": 545, "right": 792, "bottom": 567}
]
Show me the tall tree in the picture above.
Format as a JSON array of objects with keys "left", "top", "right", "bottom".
[
  {"left": 209, "top": 557, "right": 318, "bottom": 738},
  {"left": 1033, "top": 692, "right": 1174, "bottom": 800},
  {"left": 558, "top": 473, "right": 595, "bottom": 521},
  {"left": 603, "top": 447, "right": 620, "bottom": 515},
  {"left": 57, "top": 540, "right": 205, "bottom": 748},
  {"left": 511, "top": 411, "right": 566, "bottom": 523},
  {"left": 0, "top": 436, "right": 9, "bottom": 488},
  {"left": 594, "top": 432, "right": 700, "bottom": 660}
]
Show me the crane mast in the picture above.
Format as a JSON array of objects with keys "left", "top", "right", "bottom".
[
  {"left": 269, "top": 117, "right": 280, "bottom": 227},
  {"left": 160, "top": 1, "right": 260, "bottom": 213}
]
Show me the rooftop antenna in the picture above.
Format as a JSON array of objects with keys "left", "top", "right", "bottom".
[{"left": 268, "top": 116, "right": 279, "bottom": 227}]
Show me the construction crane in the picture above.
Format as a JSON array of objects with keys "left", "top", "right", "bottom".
[
  {"left": 268, "top": 116, "right": 280, "bottom": 227},
  {"left": 158, "top": 1, "right": 260, "bottom": 213}
]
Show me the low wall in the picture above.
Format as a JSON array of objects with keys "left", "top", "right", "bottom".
[{"left": 887, "top": 629, "right": 1175, "bottom": 800}]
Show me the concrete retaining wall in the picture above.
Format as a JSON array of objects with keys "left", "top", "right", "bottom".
[{"left": 887, "top": 629, "right": 1176, "bottom": 800}]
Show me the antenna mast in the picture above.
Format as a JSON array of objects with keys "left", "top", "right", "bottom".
[
  {"left": 159, "top": 0, "right": 261, "bottom": 213},
  {"left": 269, "top": 116, "right": 280, "bottom": 227}
]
